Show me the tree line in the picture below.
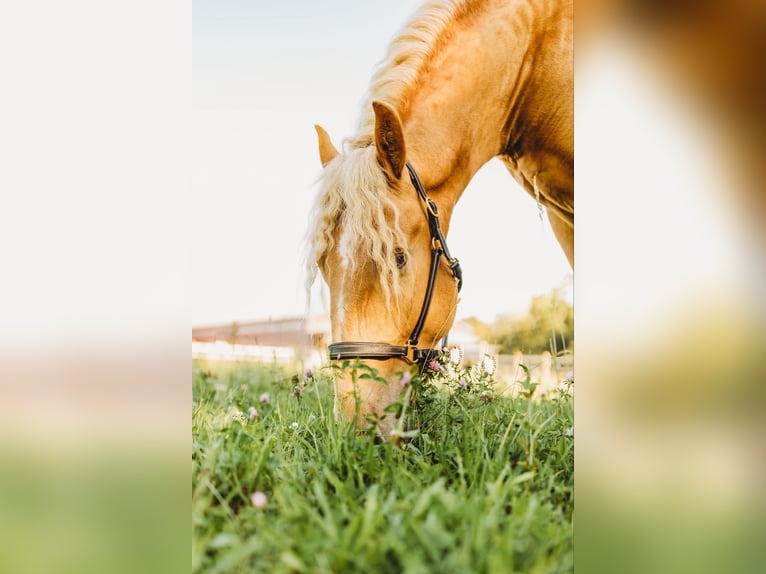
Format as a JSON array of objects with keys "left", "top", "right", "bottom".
[{"left": 466, "top": 287, "right": 573, "bottom": 355}]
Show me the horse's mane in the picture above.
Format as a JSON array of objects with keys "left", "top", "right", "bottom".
[
  {"left": 306, "top": 0, "right": 483, "bottom": 309},
  {"left": 350, "top": 0, "right": 484, "bottom": 148}
]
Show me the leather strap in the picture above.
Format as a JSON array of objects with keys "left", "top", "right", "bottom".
[
  {"left": 406, "top": 162, "right": 463, "bottom": 292},
  {"left": 407, "top": 244, "right": 442, "bottom": 347},
  {"left": 327, "top": 341, "right": 441, "bottom": 363}
]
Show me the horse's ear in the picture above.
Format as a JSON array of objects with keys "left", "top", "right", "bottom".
[
  {"left": 315, "top": 125, "right": 339, "bottom": 167},
  {"left": 372, "top": 100, "right": 406, "bottom": 180}
]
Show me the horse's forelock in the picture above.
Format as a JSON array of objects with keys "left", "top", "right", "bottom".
[{"left": 306, "top": 147, "right": 409, "bottom": 313}]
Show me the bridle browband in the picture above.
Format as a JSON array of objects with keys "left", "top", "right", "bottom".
[{"left": 327, "top": 161, "right": 463, "bottom": 364}]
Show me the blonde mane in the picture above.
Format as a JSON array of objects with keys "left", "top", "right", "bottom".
[
  {"left": 306, "top": 0, "right": 484, "bottom": 307},
  {"left": 350, "top": 0, "right": 485, "bottom": 148},
  {"left": 305, "top": 145, "right": 408, "bottom": 312}
]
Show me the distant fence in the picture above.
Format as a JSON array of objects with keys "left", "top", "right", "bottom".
[
  {"left": 192, "top": 341, "right": 295, "bottom": 363},
  {"left": 495, "top": 352, "right": 573, "bottom": 397},
  {"left": 191, "top": 342, "right": 573, "bottom": 396},
  {"left": 192, "top": 341, "right": 324, "bottom": 368}
]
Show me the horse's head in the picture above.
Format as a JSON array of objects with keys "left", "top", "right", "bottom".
[{"left": 307, "top": 101, "right": 461, "bottom": 439}]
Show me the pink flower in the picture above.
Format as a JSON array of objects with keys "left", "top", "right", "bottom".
[
  {"left": 428, "top": 360, "right": 442, "bottom": 373},
  {"left": 248, "top": 406, "right": 259, "bottom": 419},
  {"left": 458, "top": 379, "right": 468, "bottom": 390},
  {"left": 251, "top": 491, "right": 267, "bottom": 508},
  {"left": 304, "top": 368, "right": 313, "bottom": 378},
  {"left": 259, "top": 393, "right": 269, "bottom": 403},
  {"left": 400, "top": 371, "right": 412, "bottom": 386}
]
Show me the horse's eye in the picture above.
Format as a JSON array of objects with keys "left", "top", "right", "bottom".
[{"left": 394, "top": 248, "right": 407, "bottom": 269}]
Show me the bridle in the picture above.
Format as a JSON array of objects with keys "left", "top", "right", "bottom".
[{"left": 327, "top": 161, "right": 463, "bottom": 365}]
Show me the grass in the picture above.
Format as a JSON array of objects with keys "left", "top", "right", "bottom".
[{"left": 192, "top": 356, "right": 573, "bottom": 573}]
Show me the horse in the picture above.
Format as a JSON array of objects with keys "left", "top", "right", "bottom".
[{"left": 306, "top": 0, "right": 573, "bottom": 439}]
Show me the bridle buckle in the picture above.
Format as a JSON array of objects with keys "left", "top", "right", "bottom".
[{"left": 404, "top": 343, "right": 417, "bottom": 365}]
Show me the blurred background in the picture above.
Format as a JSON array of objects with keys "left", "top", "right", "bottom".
[
  {"left": 1, "top": 0, "right": 764, "bottom": 573},
  {"left": 576, "top": 0, "right": 766, "bottom": 571}
]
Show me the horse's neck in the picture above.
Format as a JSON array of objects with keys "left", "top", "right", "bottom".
[{"left": 402, "top": 0, "right": 572, "bottom": 216}]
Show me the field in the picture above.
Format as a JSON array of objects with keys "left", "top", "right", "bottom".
[{"left": 192, "top": 357, "right": 573, "bottom": 573}]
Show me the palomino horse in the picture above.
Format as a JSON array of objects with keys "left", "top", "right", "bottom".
[{"left": 307, "top": 0, "right": 572, "bottom": 438}]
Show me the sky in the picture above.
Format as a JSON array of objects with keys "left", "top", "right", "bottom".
[{"left": 192, "top": 0, "right": 572, "bottom": 327}]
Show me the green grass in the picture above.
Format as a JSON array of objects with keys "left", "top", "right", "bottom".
[{"left": 192, "top": 357, "right": 573, "bottom": 573}]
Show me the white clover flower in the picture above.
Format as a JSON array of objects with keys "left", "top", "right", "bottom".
[
  {"left": 481, "top": 355, "right": 496, "bottom": 375},
  {"left": 251, "top": 491, "right": 267, "bottom": 508}
]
